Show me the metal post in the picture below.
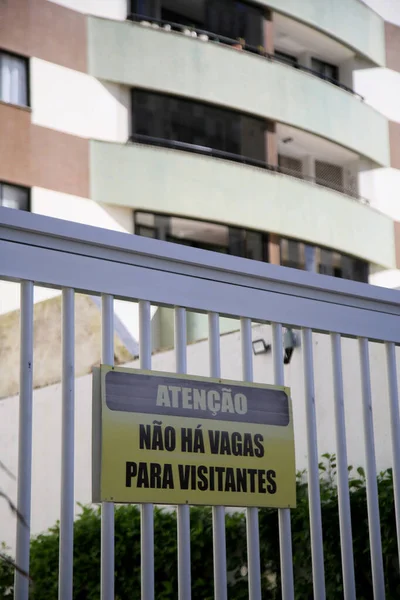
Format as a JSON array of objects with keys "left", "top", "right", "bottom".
[
  {"left": 139, "top": 300, "right": 155, "bottom": 600},
  {"left": 208, "top": 312, "right": 227, "bottom": 600},
  {"left": 175, "top": 307, "right": 191, "bottom": 600},
  {"left": 241, "top": 317, "right": 262, "bottom": 600},
  {"left": 358, "top": 337, "right": 385, "bottom": 598},
  {"left": 59, "top": 289, "right": 75, "bottom": 600},
  {"left": 14, "top": 280, "right": 34, "bottom": 600},
  {"left": 331, "top": 333, "right": 356, "bottom": 600},
  {"left": 101, "top": 294, "right": 115, "bottom": 600},
  {"left": 272, "top": 323, "right": 294, "bottom": 600},
  {"left": 386, "top": 342, "right": 400, "bottom": 564},
  {"left": 302, "top": 328, "right": 325, "bottom": 600}
]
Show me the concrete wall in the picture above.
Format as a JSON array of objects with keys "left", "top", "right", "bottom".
[
  {"left": 0, "top": 294, "right": 133, "bottom": 399},
  {"left": 91, "top": 141, "right": 397, "bottom": 269},
  {"left": 1, "top": 323, "right": 398, "bottom": 550},
  {"left": 88, "top": 18, "right": 390, "bottom": 167}
]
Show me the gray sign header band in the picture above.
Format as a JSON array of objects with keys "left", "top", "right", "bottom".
[{"left": 104, "top": 370, "right": 290, "bottom": 426}]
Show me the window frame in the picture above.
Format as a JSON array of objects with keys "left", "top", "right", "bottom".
[
  {"left": 0, "top": 181, "right": 31, "bottom": 211},
  {"left": 0, "top": 49, "right": 30, "bottom": 108},
  {"left": 130, "top": 88, "right": 267, "bottom": 165},
  {"left": 280, "top": 235, "right": 368, "bottom": 283},
  {"left": 274, "top": 50, "right": 299, "bottom": 67},
  {"left": 311, "top": 57, "right": 339, "bottom": 83}
]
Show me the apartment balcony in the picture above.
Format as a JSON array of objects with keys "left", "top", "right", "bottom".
[
  {"left": 258, "top": 0, "right": 385, "bottom": 66},
  {"left": 90, "top": 140, "right": 397, "bottom": 270},
  {"left": 88, "top": 16, "right": 389, "bottom": 167}
]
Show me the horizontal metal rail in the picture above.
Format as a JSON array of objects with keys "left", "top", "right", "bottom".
[{"left": 0, "top": 208, "right": 399, "bottom": 342}]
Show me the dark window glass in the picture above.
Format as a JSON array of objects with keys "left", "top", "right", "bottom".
[
  {"left": 318, "top": 247, "right": 335, "bottom": 276},
  {"left": 132, "top": 90, "right": 266, "bottom": 163},
  {"left": 0, "top": 183, "right": 30, "bottom": 211},
  {"left": 136, "top": 225, "right": 157, "bottom": 238},
  {"left": 206, "top": 0, "right": 263, "bottom": 47},
  {"left": 161, "top": 0, "right": 205, "bottom": 27},
  {"left": 275, "top": 51, "right": 298, "bottom": 67},
  {"left": 130, "top": 0, "right": 160, "bottom": 18},
  {"left": 0, "top": 51, "right": 29, "bottom": 107},
  {"left": 352, "top": 259, "right": 369, "bottom": 283},
  {"left": 281, "top": 238, "right": 368, "bottom": 283},
  {"left": 280, "top": 239, "right": 305, "bottom": 270},
  {"left": 135, "top": 212, "right": 269, "bottom": 262},
  {"left": 311, "top": 58, "right": 339, "bottom": 83}
]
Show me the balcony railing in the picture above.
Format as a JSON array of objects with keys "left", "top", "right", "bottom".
[
  {"left": 129, "top": 133, "right": 371, "bottom": 206},
  {"left": 127, "top": 13, "right": 364, "bottom": 101}
]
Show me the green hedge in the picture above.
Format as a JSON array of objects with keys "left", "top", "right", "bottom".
[{"left": 1, "top": 455, "right": 399, "bottom": 599}]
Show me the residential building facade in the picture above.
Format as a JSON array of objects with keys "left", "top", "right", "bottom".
[
  {"left": 1, "top": 0, "right": 400, "bottom": 555},
  {"left": 1, "top": 0, "right": 400, "bottom": 353}
]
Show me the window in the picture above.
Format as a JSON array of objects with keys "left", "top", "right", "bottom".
[
  {"left": 281, "top": 237, "right": 368, "bottom": 283},
  {"left": 206, "top": 0, "right": 264, "bottom": 47},
  {"left": 132, "top": 90, "right": 266, "bottom": 164},
  {"left": 0, "top": 182, "right": 30, "bottom": 211},
  {"left": 0, "top": 51, "right": 28, "bottom": 107},
  {"left": 275, "top": 51, "right": 298, "bottom": 67},
  {"left": 280, "top": 239, "right": 305, "bottom": 270},
  {"left": 311, "top": 58, "right": 339, "bottom": 83},
  {"left": 130, "top": 0, "right": 160, "bottom": 19},
  {"left": 135, "top": 212, "right": 269, "bottom": 262},
  {"left": 136, "top": 213, "right": 368, "bottom": 283}
]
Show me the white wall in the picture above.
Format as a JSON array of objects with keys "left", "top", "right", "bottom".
[
  {"left": 370, "top": 269, "right": 400, "bottom": 288},
  {"left": 359, "top": 167, "right": 400, "bottom": 221},
  {"left": 1, "top": 324, "right": 398, "bottom": 551},
  {"left": 360, "top": 0, "right": 400, "bottom": 27},
  {"left": 47, "top": 0, "right": 128, "bottom": 20},
  {"left": 354, "top": 67, "right": 400, "bottom": 123},
  {"left": 31, "top": 58, "right": 130, "bottom": 141},
  {"left": 32, "top": 187, "right": 134, "bottom": 232}
]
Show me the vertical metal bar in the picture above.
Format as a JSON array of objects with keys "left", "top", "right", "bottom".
[
  {"left": 386, "top": 342, "right": 400, "bottom": 564},
  {"left": 331, "top": 333, "right": 356, "bottom": 600},
  {"left": 101, "top": 294, "right": 115, "bottom": 600},
  {"left": 208, "top": 312, "right": 227, "bottom": 600},
  {"left": 139, "top": 300, "right": 155, "bottom": 600},
  {"left": 272, "top": 323, "right": 294, "bottom": 600},
  {"left": 14, "top": 281, "right": 34, "bottom": 600},
  {"left": 175, "top": 307, "right": 191, "bottom": 600},
  {"left": 358, "top": 337, "right": 385, "bottom": 597},
  {"left": 301, "top": 328, "right": 325, "bottom": 600},
  {"left": 59, "top": 289, "right": 75, "bottom": 600},
  {"left": 241, "top": 317, "right": 262, "bottom": 600}
]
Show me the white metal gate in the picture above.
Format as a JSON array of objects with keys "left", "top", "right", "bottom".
[{"left": 1, "top": 206, "right": 400, "bottom": 600}]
